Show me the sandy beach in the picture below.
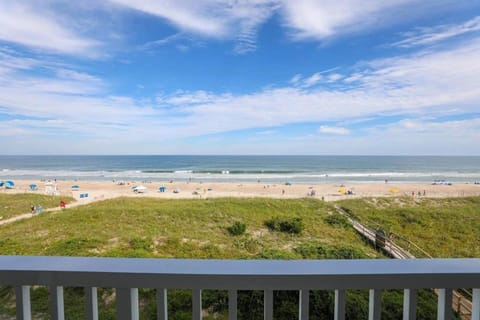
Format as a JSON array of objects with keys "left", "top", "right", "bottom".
[{"left": 3, "top": 179, "right": 480, "bottom": 205}]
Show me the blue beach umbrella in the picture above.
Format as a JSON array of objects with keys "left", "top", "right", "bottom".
[
  {"left": 0, "top": 182, "right": 4, "bottom": 187},
  {"left": 5, "top": 181, "right": 14, "bottom": 189},
  {"left": 29, "top": 184, "right": 38, "bottom": 190}
]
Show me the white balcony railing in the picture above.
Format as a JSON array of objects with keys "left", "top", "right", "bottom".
[{"left": 0, "top": 256, "right": 479, "bottom": 320}]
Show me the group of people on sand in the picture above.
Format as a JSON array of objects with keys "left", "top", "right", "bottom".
[{"left": 412, "top": 190, "right": 426, "bottom": 197}]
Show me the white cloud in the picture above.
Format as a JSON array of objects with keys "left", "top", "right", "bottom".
[
  {"left": 289, "top": 74, "right": 302, "bottom": 84},
  {"left": 279, "top": 0, "right": 417, "bottom": 40},
  {"left": 392, "top": 16, "right": 480, "bottom": 48},
  {"left": 0, "top": 2, "right": 100, "bottom": 56},
  {"left": 302, "top": 72, "right": 323, "bottom": 87},
  {"left": 319, "top": 125, "right": 350, "bottom": 135},
  {"left": 2, "top": 30, "right": 480, "bottom": 154},
  {"left": 110, "top": 0, "right": 277, "bottom": 54}
]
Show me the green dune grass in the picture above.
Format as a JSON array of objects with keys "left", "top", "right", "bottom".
[
  {"left": 337, "top": 196, "right": 480, "bottom": 257},
  {"left": 0, "top": 194, "right": 74, "bottom": 220},
  {"left": 0, "top": 196, "right": 450, "bottom": 319},
  {"left": 0, "top": 197, "right": 378, "bottom": 259}
]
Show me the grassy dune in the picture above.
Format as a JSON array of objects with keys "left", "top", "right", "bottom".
[
  {"left": 337, "top": 196, "right": 480, "bottom": 257},
  {"left": 0, "top": 194, "right": 74, "bottom": 220},
  {"left": 0, "top": 196, "right": 449, "bottom": 319},
  {"left": 0, "top": 197, "right": 378, "bottom": 259}
]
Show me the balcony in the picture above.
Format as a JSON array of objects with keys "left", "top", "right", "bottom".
[{"left": 1, "top": 256, "right": 479, "bottom": 320}]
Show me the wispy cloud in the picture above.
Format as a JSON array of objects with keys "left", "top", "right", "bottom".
[
  {"left": 0, "top": 2, "right": 100, "bottom": 56},
  {"left": 279, "top": 0, "right": 418, "bottom": 40},
  {"left": 392, "top": 16, "right": 480, "bottom": 48},
  {"left": 110, "top": 0, "right": 277, "bottom": 54},
  {"left": 3, "top": 36, "right": 480, "bottom": 153},
  {"left": 319, "top": 125, "right": 350, "bottom": 135}
]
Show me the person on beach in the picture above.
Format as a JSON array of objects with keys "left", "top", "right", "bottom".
[
  {"left": 30, "top": 204, "right": 35, "bottom": 214},
  {"left": 60, "top": 200, "right": 66, "bottom": 209}
]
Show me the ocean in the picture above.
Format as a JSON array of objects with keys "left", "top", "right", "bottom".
[{"left": 1, "top": 155, "right": 479, "bottom": 184}]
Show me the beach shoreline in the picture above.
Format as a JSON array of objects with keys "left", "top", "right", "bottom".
[{"left": 3, "top": 179, "right": 480, "bottom": 204}]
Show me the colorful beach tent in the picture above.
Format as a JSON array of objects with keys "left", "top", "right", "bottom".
[
  {"left": 159, "top": 186, "right": 166, "bottom": 192},
  {"left": 390, "top": 188, "right": 399, "bottom": 194},
  {"left": 338, "top": 188, "right": 346, "bottom": 194},
  {"left": 5, "top": 181, "right": 14, "bottom": 189},
  {"left": 71, "top": 185, "right": 80, "bottom": 190},
  {"left": 29, "top": 184, "right": 38, "bottom": 190}
]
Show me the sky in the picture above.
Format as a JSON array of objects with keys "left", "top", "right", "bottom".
[{"left": 1, "top": 0, "right": 480, "bottom": 155}]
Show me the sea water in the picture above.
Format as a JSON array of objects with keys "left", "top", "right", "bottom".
[{"left": 0, "top": 155, "right": 479, "bottom": 184}]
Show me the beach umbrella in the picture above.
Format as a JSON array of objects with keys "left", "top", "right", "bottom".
[
  {"left": 71, "top": 185, "right": 80, "bottom": 190},
  {"left": 29, "top": 184, "right": 38, "bottom": 190},
  {"left": 5, "top": 181, "right": 14, "bottom": 189},
  {"left": 390, "top": 188, "right": 399, "bottom": 194},
  {"left": 0, "top": 182, "right": 4, "bottom": 187}
]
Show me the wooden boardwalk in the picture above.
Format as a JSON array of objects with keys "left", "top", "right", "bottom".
[{"left": 334, "top": 205, "right": 473, "bottom": 319}]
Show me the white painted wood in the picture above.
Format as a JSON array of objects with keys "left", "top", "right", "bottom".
[
  {"left": 85, "top": 287, "right": 98, "bottom": 320},
  {"left": 15, "top": 286, "right": 31, "bottom": 320},
  {"left": 193, "top": 289, "right": 202, "bottom": 320},
  {"left": 156, "top": 288, "right": 168, "bottom": 320},
  {"left": 299, "top": 289, "right": 309, "bottom": 320},
  {"left": 437, "top": 289, "right": 453, "bottom": 320},
  {"left": 264, "top": 289, "right": 273, "bottom": 320},
  {"left": 116, "top": 288, "right": 139, "bottom": 320},
  {"left": 228, "top": 290, "right": 237, "bottom": 320},
  {"left": 403, "top": 289, "right": 417, "bottom": 320},
  {"left": 472, "top": 288, "right": 480, "bottom": 320},
  {"left": 335, "top": 289, "right": 345, "bottom": 320},
  {"left": 1, "top": 257, "right": 480, "bottom": 290},
  {"left": 49, "top": 286, "right": 64, "bottom": 320},
  {"left": 369, "top": 289, "right": 381, "bottom": 320}
]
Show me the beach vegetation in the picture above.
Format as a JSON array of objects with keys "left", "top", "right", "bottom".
[
  {"left": 337, "top": 196, "right": 480, "bottom": 257},
  {"left": 0, "top": 194, "right": 75, "bottom": 220},
  {"left": 324, "top": 213, "right": 351, "bottom": 228},
  {"left": 227, "top": 221, "right": 246, "bottom": 236},
  {"left": 264, "top": 216, "right": 303, "bottom": 234},
  {"left": 0, "top": 195, "right": 466, "bottom": 319}
]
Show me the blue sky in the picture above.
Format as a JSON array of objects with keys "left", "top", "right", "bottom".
[{"left": 1, "top": 0, "right": 480, "bottom": 155}]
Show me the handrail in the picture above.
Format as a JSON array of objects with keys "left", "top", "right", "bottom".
[
  {"left": 1, "top": 256, "right": 480, "bottom": 320},
  {"left": 1, "top": 256, "right": 480, "bottom": 289}
]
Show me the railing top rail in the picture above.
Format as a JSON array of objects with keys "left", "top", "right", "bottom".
[
  {"left": 1, "top": 256, "right": 479, "bottom": 275},
  {"left": 1, "top": 256, "right": 479, "bottom": 289}
]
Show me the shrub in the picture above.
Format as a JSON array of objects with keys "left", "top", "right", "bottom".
[
  {"left": 294, "top": 242, "right": 368, "bottom": 259},
  {"left": 227, "top": 221, "right": 246, "bottom": 236},
  {"left": 324, "top": 213, "right": 351, "bottom": 228},
  {"left": 265, "top": 217, "right": 303, "bottom": 234}
]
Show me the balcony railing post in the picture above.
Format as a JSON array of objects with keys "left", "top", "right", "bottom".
[
  {"left": 472, "top": 288, "right": 480, "bottom": 320},
  {"left": 228, "top": 290, "right": 237, "bottom": 320},
  {"left": 264, "top": 289, "right": 273, "bottom": 320},
  {"left": 299, "top": 289, "right": 309, "bottom": 320},
  {"left": 15, "top": 286, "right": 31, "bottom": 320},
  {"left": 335, "top": 289, "right": 346, "bottom": 320},
  {"left": 369, "top": 289, "right": 381, "bottom": 320},
  {"left": 193, "top": 289, "right": 202, "bottom": 320},
  {"left": 437, "top": 289, "right": 453, "bottom": 320},
  {"left": 85, "top": 287, "right": 98, "bottom": 320},
  {"left": 116, "top": 288, "right": 139, "bottom": 320},
  {"left": 403, "top": 288, "right": 417, "bottom": 320},
  {"left": 49, "top": 286, "right": 64, "bottom": 320},
  {"left": 156, "top": 288, "right": 168, "bottom": 320}
]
